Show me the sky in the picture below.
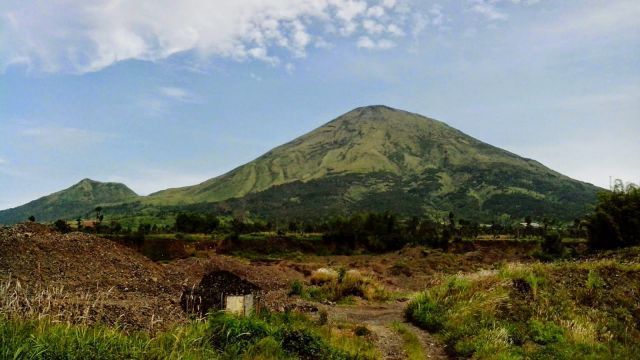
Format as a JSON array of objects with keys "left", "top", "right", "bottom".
[{"left": 0, "top": 0, "right": 639, "bottom": 210}]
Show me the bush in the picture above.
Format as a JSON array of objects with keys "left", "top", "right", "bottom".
[
  {"left": 289, "top": 280, "right": 304, "bottom": 296},
  {"left": 353, "top": 325, "right": 371, "bottom": 337},
  {"left": 318, "top": 310, "right": 328, "bottom": 326},
  {"left": 529, "top": 320, "right": 565, "bottom": 344},
  {"left": 208, "top": 313, "right": 270, "bottom": 351},
  {"left": 541, "top": 232, "right": 564, "bottom": 256},
  {"left": 53, "top": 219, "right": 72, "bottom": 233},
  {"left": 281, "top": 328, "right": 332, "bottom": 359},
  {"left": 586, "top": 182, "right": 640, "bottom": 249}
]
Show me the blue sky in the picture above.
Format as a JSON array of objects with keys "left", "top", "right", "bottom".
[{"left": 1, "top": 0, "right": 639, "bottom": 210}]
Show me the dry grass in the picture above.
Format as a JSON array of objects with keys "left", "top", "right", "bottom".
[
  {"left": 0, "top": 277, "right": 168, "bottom": 333},
  {"left": 310, "top": 267, "right": 339, "bottom": 285}
]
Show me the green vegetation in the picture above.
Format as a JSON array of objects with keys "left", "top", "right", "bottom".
[
  {"left": 405, "top": 259, "right": 640, "bottom": 359},
  {"left": 586, "top": 180, "right": 639, "bottom": 249},
  {"left": 0, "top": 178, "right": 137, "bottom": 224},
  {"left": 292, "top": 269, "right": 390, "bottom": 303},
  {"left": 390, "top": 322, "right": 424, "bottom": 360},
  {"left": 0, "top": 106, "right": 600, "bottom": 225},
  {"left": 0, "top": 311, "right": 377, "bottom": 359}
]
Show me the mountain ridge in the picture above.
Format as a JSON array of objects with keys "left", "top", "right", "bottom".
[
  {"left": 0, "top": 105, "right": 601, "bottom": 224},
  {"left": 0, "top": 178, "right": 138, "bottom": 224}
]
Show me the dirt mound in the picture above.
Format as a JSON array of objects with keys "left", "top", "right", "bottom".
[
  {"left": 0, "top": 223, "right": 184, "bottom": 330},
  {"left": 181, "top": 270, "right": 262, "bottom": 315}
]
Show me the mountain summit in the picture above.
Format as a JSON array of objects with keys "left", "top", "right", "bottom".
[
  {"left": 0, "top": 179, "right": 137, "bottom": 224},
  {"left": 0, "top": 106, "right": 600, "bottom": 224},
  {"left": 147, "top": 105, "right": 599, "bottom": 220}
]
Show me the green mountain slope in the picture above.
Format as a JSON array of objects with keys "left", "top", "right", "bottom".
[
  {"left": 0, "top": 179, "right": 138, "bottom": 224},
  {"left": 0, "top": 106, "right": 602, "bottom": 223},
  {"left": 144, "top": 105, "right": 599, "bottom": 220}
]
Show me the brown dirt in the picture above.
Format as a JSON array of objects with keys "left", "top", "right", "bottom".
[
  {"left": 0, "top": 223, "right": 184, "bottom": 330},
  {"left": 0, "top": 223, "right": 544, "bottom": 356},
  {"left": 328, "top": 300, "right": 448, "bottom": 359}
]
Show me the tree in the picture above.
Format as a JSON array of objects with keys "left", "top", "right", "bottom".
[
  {"left": 28, "top": 215, "right": 36, "bottom": 222},
  {"left": 53, "top": 219, "right": 71, "bottom": 233},
  {"left": 94, "top": 207, "right": 104, "bottom": 223},
  {"left": 586, "top": 181, "right": 640, "bottom": 249}
]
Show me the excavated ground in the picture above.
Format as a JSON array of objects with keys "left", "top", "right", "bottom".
[{"left": 0, "top": 223, "right": 551, "bottom": 357}]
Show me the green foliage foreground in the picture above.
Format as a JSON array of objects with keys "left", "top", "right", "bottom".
[
  {"left": 405, "top": 258, "right": 640, "bottom": 359},
  {"left": 0, "top": 312, "right": 376, "bottom": 360}
]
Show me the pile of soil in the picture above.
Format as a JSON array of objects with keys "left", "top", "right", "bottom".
[
  {"left": 181, "top": 270, "right": 262, "bottom": 315},
  {"left": 0, "top": 223, "right": 184, "bottom": 330}
]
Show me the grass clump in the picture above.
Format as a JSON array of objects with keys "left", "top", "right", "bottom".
[
  {"left": 391, "top": 322, "right": 424, "bottom": 360},
  {"left": 299, "top": 268, "right": 391, "bottom": 303},
  {"left": 406, "top": 259, "right": 640, "bottom": 359}
]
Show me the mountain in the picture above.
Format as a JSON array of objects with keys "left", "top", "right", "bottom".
[
  {"left": 0, "top": 106, "right": 602, "bottom": 224},
  {"left": 144, "top": 105, "right": 599, "bottom": 220},
  {"left": 0, "top": 179, "right": 138, "bottom": 224}
]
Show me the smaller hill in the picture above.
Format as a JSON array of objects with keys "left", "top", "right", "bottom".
[{"left": 0, "top": 179, "right": 138, "bottom": 224}]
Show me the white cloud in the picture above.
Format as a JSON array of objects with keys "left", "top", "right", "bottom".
[
  {"left": 159, "top": 86, "right": 191, "bottom": 101},
  {"left": 357, "top": 36, "right": 395, "bottom": 49},
  {"left": 469, "top": 0, "right": 509, "bottom": 21},
  {"left": 468, "top": 0, "right": 543, "bottom": 21},
  {"left": 363, "top": 19, "right": 386, "bottom": 34},
  {"left": 387, "top": 24, "right": 405, "bottom": 37},
  {"left": 381, "top": 0, "right": 397, "bottom": 8},
  {"left": 20, "top": 126, "right": 113, "bottom": 149},
  {"left": 0, "top": 0, "right": 413, "bottom": 73},
  {"left": 536, "top": 0, "right": 640, "bottom": 40},
  {"left": 367, "top": 6, "right": 385, "bottom": 18}
]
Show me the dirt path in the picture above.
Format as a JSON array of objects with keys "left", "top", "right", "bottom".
[{"left": 329, "top": 301, "right": 447, "bottom": 359}]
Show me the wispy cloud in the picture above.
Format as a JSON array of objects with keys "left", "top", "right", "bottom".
[
  {"left": 357, "top": 36, "right": 396, "bottom": 50},
  {"left": 20, "top": 126, "right": 113, "bottom": 149},
  {"left": 469, "top": 0, "right": 509, "bottom": 21},
  {"left": 468, "top": 0, "right": 542, "bottom": 21},
  {"left": 535, "top": 0, "right": 640, "bottom": 40},
  {"left": 0, "top": 0, "right": 416, "bottom": 74},
  {"left": 159, "top": 86, "right": 199, "bottom": 103}
]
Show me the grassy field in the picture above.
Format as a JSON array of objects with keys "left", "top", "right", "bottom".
[
  {"left": 0, "top": 311, "right": 377, "bottom": 360},
  {"left": 405, "top": 249, "right": 640, "bottom": 359}
]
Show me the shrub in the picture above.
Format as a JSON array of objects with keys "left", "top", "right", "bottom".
[
  {"left": 310, "top": 268, "right": 338, "bottom": 285},
  {"left": 353, "top": 325, "right": 371, "bottom": 337},
  {"left": 207, "top": 313, "right": 270, "bottom": 351},
  {"left": 318, "top": 310, "right": 328, "bottom": 326},
  {"left": 585, "top": 270, "right": 605, "bottom": 290},
  {"left": 53, "top": 219, "right": 72, "bottom": 233},
  {"left": 586, "top": 182, "right": 640, "bottom": 249},
  {"left": 281, "top": 328, "right": 332, "bottom": 359},
  {"left": 529, "top": 320, "right": 565, "bottom": 345},
  {"left": 541, "top": 232, "right": 564, "bottom": 256},
  {"left": 389, "top": 261, "right": 412, "bottom": 276},
  {"left": 289, "top": 280, "right": 304, "bottom": 296}
]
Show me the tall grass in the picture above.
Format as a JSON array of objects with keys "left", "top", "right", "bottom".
[
  {"left": 298, "top": 268, "right": 391, "bottom": 303},
  {"left": 0, "top": 278, "right": 112, "bottom": 325},
  {"left": 0, "top": 279, "right": 376, "bottom": 360},
  {"left": 405, "top": 260, "right": 640, "bottom": 359}
]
